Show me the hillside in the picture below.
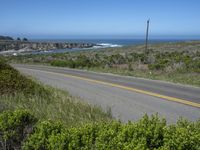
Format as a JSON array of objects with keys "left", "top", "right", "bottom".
[{"left": 0, "top": 35, "right": 14, "bottom": 41}]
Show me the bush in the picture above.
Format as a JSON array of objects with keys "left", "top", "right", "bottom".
[
  {"left": 50, "top": 60, "right": 70, "bottom": 67},
  {"left": 0, "top": 109, "right": 37, "bottom": 149},
  {"left": 188, "top": 59, "right": 200, "bottom": 73},
  {"left": 0, "top": 109, "right": 199, "bottom": 150},
  {"left": 23, "top": 114, "right": 200, "bottom": 150},
  {"left": 0, "top": 59, "right": 49, "bottom": 97},
  {"left": 22, "top": 121, "right": 64, "bottom": 150},
  {"left": 149, "top": 59, "right": 170, "bottom": 71},
  {"left": 163, "top": 119, "right": 200, "bottom": 150},
  {"left": 149, "top": 63, "right": 165, "bottom": 70},
  {"left": 50, "top": 55, "right": 94, "bottom": 68}
]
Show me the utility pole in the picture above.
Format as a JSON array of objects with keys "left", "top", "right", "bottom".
[{"left": 145, "top": 19, "right": 150, "bottom": 53}]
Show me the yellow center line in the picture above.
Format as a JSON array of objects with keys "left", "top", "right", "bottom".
[{"left": 25, "top": 68, "right": 200, "bottom": 108}]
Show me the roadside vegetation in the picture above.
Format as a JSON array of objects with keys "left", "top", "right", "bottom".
[
  {"left": 6, "top": 41, "right": 200, "bottom": 86},
  {"left": 1, "top": 109, "right": 200, "bottom": 149},
  {"left": 1, "top": 42, "right": 200, "bottom": 149}
]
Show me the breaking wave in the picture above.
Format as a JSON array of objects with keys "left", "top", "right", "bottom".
[{"left": 93, "top": 43, "right": 122, "bottom": 48}]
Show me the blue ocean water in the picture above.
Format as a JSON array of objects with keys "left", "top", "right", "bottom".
[{"left": 32, "top": 39, "right": 188, "bottom": 47}]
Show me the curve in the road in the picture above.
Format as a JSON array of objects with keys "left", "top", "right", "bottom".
[
  {"left": 26, "top": 68, "right": 200, "bottom": 108},
  {"left": 13, "top": 64, "right": 200, "bottom": 122}
]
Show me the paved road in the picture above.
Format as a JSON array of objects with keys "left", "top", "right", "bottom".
[{"left": 13, "top": 64, "right": 200, "bottom": 123}]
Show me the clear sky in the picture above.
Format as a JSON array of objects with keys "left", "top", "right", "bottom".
[{"left": 0, "top": 0, "right": 200, "bottom": 39}]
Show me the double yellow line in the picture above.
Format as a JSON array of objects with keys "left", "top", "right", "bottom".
[{"left": 26, "top": 68, "right": 200, "bottom": 108}]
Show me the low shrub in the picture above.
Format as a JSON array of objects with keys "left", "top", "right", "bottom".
[
  {"left": 22, "top": 121, "right": 64, "bottom": 150},
  {"left": 188, "top": 59, "right": 200, "bottom": 73},
  {"left": 163, "top": 119, "right": 200, "bottom": 150},
  {"left": 0, "top": 59, "right": 49, "bottom": 97},
  {"left": 23, "top": 114, "right": 200, "bottom": 150},
  {"left": 0, "top": 109, "right": 37, "bottom": 150},
  {"left": 50, "top": 60, "right": 70, "bottom": 67},
  {"left": 0, "top": 109, "right": 199, "bottom": 150}
]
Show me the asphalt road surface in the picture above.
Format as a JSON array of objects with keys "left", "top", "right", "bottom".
[{"left": 13, "top": 64, "right": 200, "bottom": 123}]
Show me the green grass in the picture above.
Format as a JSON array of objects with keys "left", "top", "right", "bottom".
[{"left": 0, "top": 86, "right": 112, "bottom": 127}]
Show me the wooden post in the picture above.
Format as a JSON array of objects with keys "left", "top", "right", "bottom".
[{"left": 145, "top": 19, "right": 150, "bottom": 53}]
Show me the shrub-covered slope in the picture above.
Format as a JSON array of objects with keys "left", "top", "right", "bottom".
[
  {"left": 0, "top": 110, "right": 199, "bottom": 150},
  {"left": 0, "top": 58, "right": 48, "bottom": 96}
]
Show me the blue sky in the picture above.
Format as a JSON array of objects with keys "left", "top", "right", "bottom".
[{"left": 0, "top": 0, "right": 200, "bottom": 39}]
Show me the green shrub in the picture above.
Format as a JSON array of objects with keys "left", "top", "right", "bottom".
[
  {"left": 149, "top": 64, "right": 165, "bottom": 70},
  {"left": 50, "top": 60, "right": 70, "bottom": 67},
  {"left": 74, "top": 55, "right": 92, "bottom": 68},
  {"left": 0, "top": 109, "right": 37, "bottom": 149},
  {"left": 0, "top": 110, "right": 199, "bottom": 150},
  {"left": 188, "top": 59, "right": 200, "bottom": 73},
  {"left": 149, "top": 59, "right": 170, "bottom": 71},
  {"left": 50, "top": 55, "right": 95, "bottom": 68},
  {"left": 22, "top": 121, "right": 64, "bottom": 150},
  {"left": 162, "top": 119, "right": 200, "bottom": 150},
  {"left": 0, "top": 60, "right": 49, "bottom": 97},
  {"left": 23, "top": 114, "right": 200, "bottom": 150}
]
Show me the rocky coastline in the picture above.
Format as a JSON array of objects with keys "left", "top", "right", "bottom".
[{"left": 0, "top": 40, "right": 95, "bottom": 52}]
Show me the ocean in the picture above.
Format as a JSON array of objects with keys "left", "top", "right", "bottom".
[{"left": 31, "top": 38, "right": 189, "bottom": 47}]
